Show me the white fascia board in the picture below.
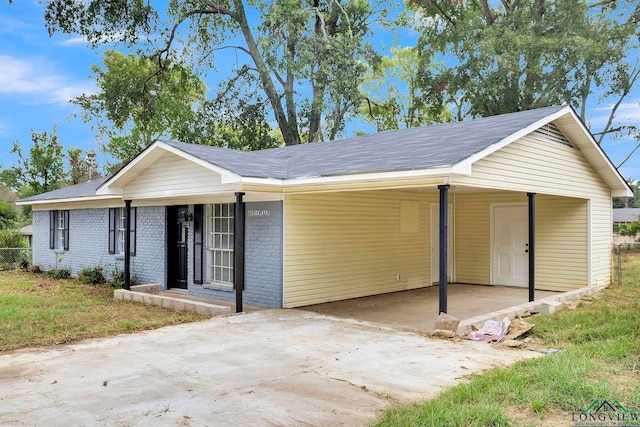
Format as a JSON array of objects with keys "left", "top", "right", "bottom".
[
  {"left": 558, "top": 109, "right": 632, "bottom": 197},
  {"left": 241, "top": 166, "right": 461, "bottom": 188},
  {"left": 16, "top": 195, "right": 121, "bottom": 206},
  {"left": 455, "top": 105, "right": 574, "bottom": 171},
  {"left": 97, "top": 141, "right": 242, "bottom": 195}
]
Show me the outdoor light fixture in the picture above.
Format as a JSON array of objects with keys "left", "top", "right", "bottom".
[{"left": 177, "top": 211, "right": 193, "bottom": 226}]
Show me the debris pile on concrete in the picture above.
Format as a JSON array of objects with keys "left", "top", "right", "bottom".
[{"left": 431, "top": 313, "right": 460, "bottom": 338}]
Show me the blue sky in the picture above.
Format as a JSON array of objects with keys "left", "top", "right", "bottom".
[{"left": 0, "top": 1, "right": 639, "bottom": 181}]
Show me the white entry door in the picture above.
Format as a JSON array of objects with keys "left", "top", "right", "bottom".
[
  {"left": 493, "top": 205, "right": 528, "bottom": 286},
  {"left": 430, "top": 204, "right": 453, "bottom": 284}
]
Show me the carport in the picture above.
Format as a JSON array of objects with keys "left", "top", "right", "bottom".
[{"left": 303, "top": 284, "right": 561, "bottom": 333}]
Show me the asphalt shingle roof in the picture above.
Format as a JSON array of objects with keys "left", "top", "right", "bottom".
[
  {"left": 21, "top": 105, "right": 568, "bottom": 202},
  {"left": 613, "top": 208, "right": 640, "bottom": 223},
  {"left": 165, "top": 105, "right": 567, "bottom": 179},
  {"left": 20, "top": 177, "right": 110, "bottom": 202}
]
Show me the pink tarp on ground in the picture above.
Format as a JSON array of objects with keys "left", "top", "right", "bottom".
[{"left": 467, "top": 317, "right": 511, "bottom": 343}]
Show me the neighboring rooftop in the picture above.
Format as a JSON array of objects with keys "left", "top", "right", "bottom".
[{"left": 613, "top": 208, "right": 640, "bottom": 223}]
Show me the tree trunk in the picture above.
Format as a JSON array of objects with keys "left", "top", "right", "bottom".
[{"left": 232, "top": 0, "right": 301, "bottom": 145}]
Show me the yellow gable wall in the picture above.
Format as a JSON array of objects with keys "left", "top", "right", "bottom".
[
  {"left": 122, "top": 152, "right": 226, "bottom": 200},
  {"left": 453, "top": 133, "right": 611, "bottom": 287}
]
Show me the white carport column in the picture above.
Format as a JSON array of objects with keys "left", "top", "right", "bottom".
[
  {"left": 527, "top": 193, "right": 536, "bottom": 302},
  {"left": 438, "top": 184, "right": 450, "bottom": 314}
]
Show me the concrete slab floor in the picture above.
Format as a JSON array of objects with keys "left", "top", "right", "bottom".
[
  {"left": 0, "top": 310, "right": 541, "bottom": 426},
  {"left": 304, "top": 284, "right": 559, "bottom": 332}
]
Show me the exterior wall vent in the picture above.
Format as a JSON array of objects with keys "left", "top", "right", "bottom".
[{"left": 531, "top": 123, "right": 576, "bottom": 149}]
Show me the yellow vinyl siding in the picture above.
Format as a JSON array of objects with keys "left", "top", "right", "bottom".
[
  {"left": 283, "top": 190, "right": 435, "bottom": 307},
  {"left": 453, "top": 133, "right": 611, "bottom": 287},
  {"left": 453, "top": 192, "right": 519, "bottom": 285},
  {"left": 453, "top": 192, "right": 589, "bottom": 291},
  {"left": 535, "top": 196, "right": 588, "bottom": 291},
  {"left": 123, "top": 153, "right": 225, "bottom": 199}
]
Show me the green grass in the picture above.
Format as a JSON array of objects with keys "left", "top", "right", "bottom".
[
  {"left": 0, "top": 270, "right": 209, "bottom": 352},
  {"left": 374, "top": 254, "right": 640, "bottom": 427}
]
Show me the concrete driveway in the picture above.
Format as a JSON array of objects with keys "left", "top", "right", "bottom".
[{"left": 0, "top": 310, "right": 540, "bottom": 426}]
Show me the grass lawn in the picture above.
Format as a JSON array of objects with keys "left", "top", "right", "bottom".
[
  {"left": 374, "top": 252, "right": 640, "bottom": 426},
  {"left": 0, "top": 270, "right": 209, "bottom": 353}
]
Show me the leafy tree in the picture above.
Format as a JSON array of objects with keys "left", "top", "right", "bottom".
[
  {"left": 0, "top": 229, "right": 27, "bottom": 249},
  {"left": 0, "top": 169, "right": 21, "bottom": 193},
  {"left": 73, "top": 50, "right": 207, "bottom": 170},
  {"left": 11, "top": 126, "right": 65, "bottom": 195},
  {"left": 67, "top": 148, "right": 100, "bottom": 185},
  {"left": 360, "top": 46, "right": 451, "bottom": 132},
  {"left": 186, "top": 69, "right": 281, "bottom": 151},
  {"left": 43, "top": 0, "right": 392, "bottom": 146},
  {"left": 413, "top": 0, "right": 640, "bottom": 144},
  {"left": 0, "top": 201, "right": 18, "bottom": 230}
]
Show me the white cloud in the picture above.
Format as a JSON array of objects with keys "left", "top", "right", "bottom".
[
  {"left": 588, "top": 100, "right": 640, "bottom": 131},
  {"left": 0, "top": 54, "right": 96, "bottom": 104},
  {"left": 57, "top": 36, "right": 90, "bottom": 47}
]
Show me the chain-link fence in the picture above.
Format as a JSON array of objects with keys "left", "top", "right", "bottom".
[
  {"left": 0, "top": 248, "right": 32, "bottom": 271},
  {"left": 613, "top": 242, "right": 640, "bottom": 287}
]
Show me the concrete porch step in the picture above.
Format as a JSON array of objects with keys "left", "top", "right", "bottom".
[{"left": 114, "top": 287, "right": 232, "bottom": 316}]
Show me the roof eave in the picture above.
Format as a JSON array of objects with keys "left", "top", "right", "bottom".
[
  {"left": 97, "top": 141, "right": 243, "bottom": 195},
  {"left": 16, "top": 194, "right": 122, "bottom": 206},
  {"left": 242, "top": 165, "right": 469, "bottom": 189}
]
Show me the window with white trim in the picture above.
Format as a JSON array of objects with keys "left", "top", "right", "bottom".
[
  {"left": 108, "top": 207, "right": 136, "bottom": 256},
  {"left": 57, "top": 210, "right": 65, "bottom": 249},
  {"left": 116, "top": 208, "right": 126, "bottom": 255},
  {"left": 206, "top": 203, "right": 234, "bottom": 285},
  {"left": 49, "top": 210, "right": 69, "bottom": 251}
]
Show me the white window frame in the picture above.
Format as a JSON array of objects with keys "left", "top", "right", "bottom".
[
  {"left": 206, "top": 203, "right": 234, "bottom": 286},
  {"left": 56, "top": 209, "right": 65, "bottom": 250},
  {"left": 116, "top": 208, "right": 126, "bottom": 255}
]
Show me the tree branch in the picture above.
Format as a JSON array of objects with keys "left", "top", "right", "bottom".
[
  {"left": 595, "top": 62, "right": 640, "bottom": 145},
  {"left": 428, "top": 1, "right": 457, "bottom": 27},
  {"left": 618, "top": 140, "right": 640, "bottom": 169},
  {"left": 480, "top": 0, "right": 494, "bottom": 25}
]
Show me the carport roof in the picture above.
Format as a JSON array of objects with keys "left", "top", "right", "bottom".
[{"left": 161, "top": 105, "right": 567, "bottom": 179}]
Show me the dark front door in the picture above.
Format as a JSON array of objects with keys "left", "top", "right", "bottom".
[{"left": 167, "top": 206, "right": 189, "bottom": 289}]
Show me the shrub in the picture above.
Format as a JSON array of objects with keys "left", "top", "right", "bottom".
[
  {"left": 0, "top": 229, "right": 28, "bottom": 266},
  {"left": 0, "top": 229, "right": 27, "bottom": 249},
  {"left": 50, "top": 268, "right": 71, "bottom": 280},
  {"left": 107, "top": 266, "right": 138, "bottom": 288},
  {"left": 79, "top": 266, "right": 106, "bottom": 285}
]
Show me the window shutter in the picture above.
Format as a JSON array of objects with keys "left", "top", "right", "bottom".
[
  {"left": 49, "top": 210, "right": 56, "bottom": 249},
  {"left": 193, "top": 204, "right": 204, "bottom": 284},
  {"left": 129, "top": 207, "right": 137, "bottom": 256},
  {"left": 63, "top": 210, "right": 70, "bottom": 251},
  {"left": 108, "top": 208, "right": 116, "bottom": 254}
]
